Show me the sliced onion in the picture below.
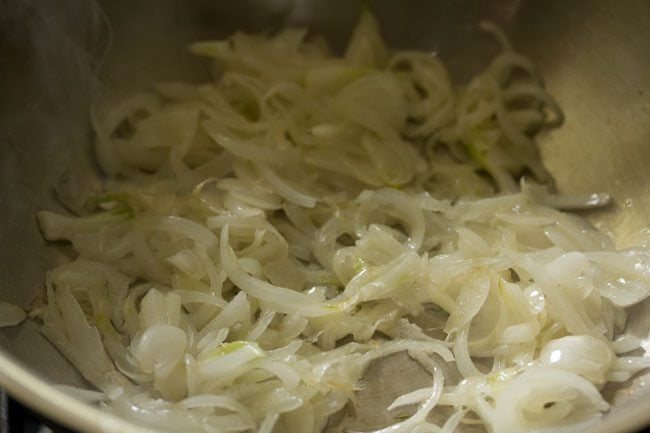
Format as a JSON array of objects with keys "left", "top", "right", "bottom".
[
  {"left": 0, "top": 301, "right": 26, "bottom": 327},
  {"left": 493, "top": 367, "right": 609, "bottom": 433},
  {"left": 539, "top": 335, "right": 615, "bottom": 385},
  {"left": 221, "top": 225, "right": 336, "bottom": 317},
  {"left": 131, "top": 324, "right": 187, "bottom": 377}
]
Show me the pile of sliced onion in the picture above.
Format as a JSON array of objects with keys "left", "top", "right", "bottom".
[{"left": 25, "top": 9, "right": 650, "bottom": 433}]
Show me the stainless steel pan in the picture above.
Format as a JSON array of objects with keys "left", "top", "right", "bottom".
[{"left": 1, "top": 1, "right": 650, "bottom": 432}]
